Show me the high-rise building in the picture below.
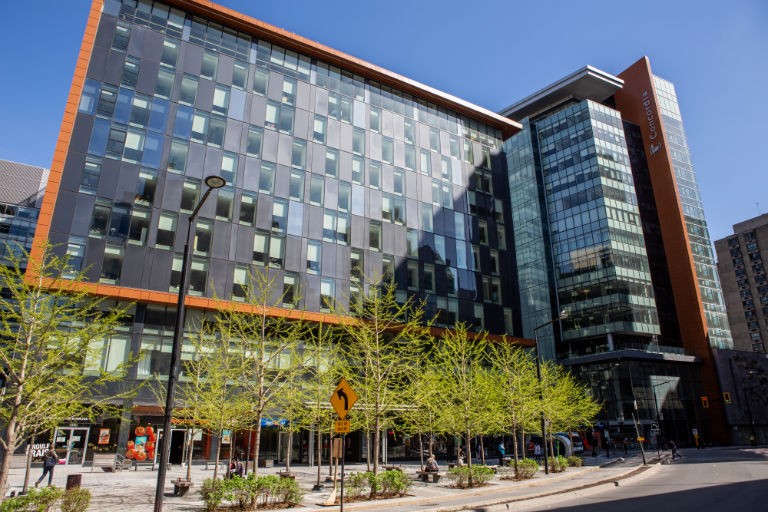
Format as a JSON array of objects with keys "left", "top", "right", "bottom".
[
  {"left": 502, "top": 58, "right": 732, "bottom": 445},
  {"left": 28, "top": 0, "right": 521, "bottom": 464},
  {"left": 0, "top": 160, "right": 48, "bottom": 263},
  {"left": 715, "top": 213, "right": 768, "bottom": 353}
]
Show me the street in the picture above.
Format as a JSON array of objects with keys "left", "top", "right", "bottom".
[{"left": 488, "top": 447, "right": 768, "bottom": 512}]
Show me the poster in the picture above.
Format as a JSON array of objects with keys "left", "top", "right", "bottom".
[
  {"left": 98, "top": 428, "right": 110, "bottom": 445},
  {"left": 222, "top": 430, "right": 231, "bottom": 444}
]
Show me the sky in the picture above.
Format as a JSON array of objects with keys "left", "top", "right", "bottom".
[{"left": 0, "top": 0, "right": 766, "bottom": 242}]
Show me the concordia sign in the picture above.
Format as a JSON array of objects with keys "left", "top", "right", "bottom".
[{"left": 641, "top": 89, "right": 663, "bottom": 155}]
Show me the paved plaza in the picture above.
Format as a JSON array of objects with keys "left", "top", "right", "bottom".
[{"left": 4, "top": 450, "right": 660, "bottom": 511}]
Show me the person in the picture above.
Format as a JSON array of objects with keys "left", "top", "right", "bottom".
[
  {"left": 534, "top": 443, "right": 541, "bottom": 460},
  {"left": 35, "top": 444, "right": 58, "bottom": 487},
  {"left": 497, "top": 441, "right": 506, "bottom": 466},
  {"left": 424, "top": 455, "right": 439, "bottom": 472},
  {"left": 229, "top": 457, "right": 244, "bottom": 478},
  {"left": 670, "top": 440, "right": 681, "bottom": 460},
  {"left": 457, "top": 447, "right": 465, "bottom": 466}
]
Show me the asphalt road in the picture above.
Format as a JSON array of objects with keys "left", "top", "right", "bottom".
[{"left": 480, "top": 447, "right": 768, "bottom": 512}]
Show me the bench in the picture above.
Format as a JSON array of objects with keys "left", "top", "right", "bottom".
[
  {"left": 204, "top": 460, "right": 228, "bottom": 471},
  {"left": 496, "top": 466, "right": 515, "bottom": 479},
  {"left": 416, "top": 471, "right": 441, "bottom": 483},
  {"left": 382, "top": 465, "right": 402, "bottom": 472},
  {"left": 278, "top": 471, "right": 296, "bottom": 479},
  {"left": 173, "top": 479, "right": 193, "bottom": 496}
]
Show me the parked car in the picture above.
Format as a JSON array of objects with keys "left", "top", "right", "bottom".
[{"left": 558, "top": 432, "right": 584, "bottom": 454}]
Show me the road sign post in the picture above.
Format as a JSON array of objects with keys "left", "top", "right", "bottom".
[{"left": 330, "top": 378, "right": 358, "bottom": 512}]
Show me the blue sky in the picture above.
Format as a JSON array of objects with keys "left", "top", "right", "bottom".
[{"left": 0, "top": 0, "right": 765, "bottom": 242}]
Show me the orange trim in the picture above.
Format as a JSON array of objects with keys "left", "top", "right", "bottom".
[
  {"left": 615, "top": 56, "right": 728, "bottom": 444},
  {"left": 162, "top": 0, "right": 520, "bottom": 138}
]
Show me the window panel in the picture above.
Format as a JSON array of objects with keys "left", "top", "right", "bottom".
[
  {"left": 156, "top": 213, "right": 177, "bottom": 249},
  {"left": 100, "top": 245, "right": 124, "bottom": 284}
]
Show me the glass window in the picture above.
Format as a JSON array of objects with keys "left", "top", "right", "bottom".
[
  {"left": 350, "top": 249, "right": 363, "bottom": 282},
  {"left": 309, "top": 175, "right": 324, "bottom": 206},
  {"left": 201, "top": 51, "right": 218, "bottom": 79},
  {"left": 212, "top": 85, "right": 230, "bottom": 115},
  {"left": 497, "top": 226, "right": 507, "bottom": 250},
  {"left": 382, "top": 194, "right": 392, "bottom": 222},
  {"left": 370, "top": 107, "right": 381, "bottom": 132},
  {"left": 394, "top": 169, "right": 404, "bottom": 195},
  {"left": 393, "top": 197, "right": 404, "bottom": 225},
  {"left": 325, "top": 149, "right": 338, "bottom": 177},
  {"left": 122, "top": 129, "right": 145, "bottom": 163},
  {"left": 404, "top": 145, "right": 416, "bottom": 170},
  {"left": 404, "top": 118, "right": 415, "bottom": 144},
  {"left": 168, "top": 139, "right": 188, "bottom": 173},
  {"left": 283, "top": 272, "right": 298, "bottom": 307},
  {"left": 449, "top": 135, "right": 460, "bottom": 159},
  {"left": 108, "top": 203, "right": 130, "bottom": 239},
  {"left": 435, "top": 235, "right": 446, "bottom": 264},
  {"left": 440, "top": 157, "right": 451, "bottom": 181},
  {"left": 351, "top": 156, "right": 364, "bottom": 185},
  {"left": 216, "top": 188, "right": 234, "bottom": 221},
  {"left": 156, "top": 213, "right": 177, "bottom": 249},
  {"left": 320, "top": 278, "right": 335, "bottom": 312},
  {"left": 406, "top": 229, "right": 418, "bottom": 257},
  {"left": 313, "top": 115, "right": 326, "bottom": 143},
  {"left": 188, "top": 259, "right": 208, "bottom": 296},
  {"left": 89, "top": 203, "right": 110, "bottom": 238},
  {"left": 112, "top": 22, "right": 131, "bottom": 52},
  {"left": 79, "top": 157, "right": 101, "bottom": 194},
  {"left": 421, "top": 203, "right": 433, "bottom": 232},
  {"left": 220, "top": 152, "right": 237, "bottom": 185},
  {"left": 407, "top": 261, "right": 418, "bottom": 290},
  {"left": 269, "top": 235, "right": 285, "bottom": 268},
  {"left": 96, "top": 85, "right": 118, "bottom": 117},
  {"left": 207, "top": 116, "right": 226, "bottom": 147},
  {"left": 478, "top": 220, "right": 488, "bottom": 244},
  {"left": 490, "top": 249, "right": 499, "bottom": 274},
  {"left": 307, "top": 240, "right": 321, "bottom": 274},
  {"left": 169, "top": 255, "right": 182, "bottom": 293},
  {"left": 429, "top": 128, "right": 440, "bottom": 152},
  {"left": 105, "top": 126, "right": 126, "bottom": 159},
  {"left": 129, "top": 95, "right": 151, "bottom": 128},
  {"left": 423, "top": 264, "right": 435, "bottom": 292},
  {"left": 272, "top": 199, "right": 288, "bottom": 233},
  {"left": 179, "top": 75, "right": 198, "bottom": 105},
  {"left": 323, "top": 211, "right": 336, "bottom": 242},
  {"left": 128, "top": 207, "right": 150, "bottom": 245},
  {"left": 253, "top": 231, "right": 268, "bottom": 266},
  {"left": 246, "top": 125, "right": 263, "bottom": 157},
  {"left": 232, "top": 265, "right": 248, "bottom": 300},
  {"left": 265, "top": 101, "right": 278, "bottom": 130},
  {"left": 353, "top": 128, "right": 365, "bottom": 156},
  {"left": 382, "top": 254, "right": 394, "bottom": 284},
  {"left": 232, "top": 61, "right": 248, "bottom": 89},
  {"left": 382, "top": 137, "right": 394, "bottom": 164},
  {"left": 338, "top": 182, "right": 351, "bottom": 212},
  {"left": 291, "top": 139, "right": 306, "bottom": 169},
  {"left": 281, "top": 77, "right": 297, "bottom": 105},
  {"left": 121, "top": 56, "right": 140, "bottom": 88},
  {"left": 239, "top": 192, "right": 256, "bottom": 225},
  {"left": 155, "top": 68, "right": 174, "bottom": 99},
  {"left": 100, "top": 245, "right": 123, "bottom": 284},
  {"left": 253, "top": 68, "right": 269, "bottom": 95},
  {"left": 369, "top": 162, "right": 381, "bottom": 189},
  {"left": 259, "top": 162, "right": 275, "bottom": 194},
  {"left": 289, "top": 171, "right": 304, "bottom": 201},
  {"left": 160, "top": 40, "right": 179, "bottom": 68},
  {"left": 278, "top": 104, "right": 294, "bottom": 134},
  {"left": 65, "top": 236, "right": 87, "bottom": 277},
  {"left": 328, "top": 93, "right": 340, "bottom": 119},
  {"left": 464, "top": 139, "right": 474, "bottom": 164},
  {"left": 180, "top": 181, "right": 200, "bottom": 213},
  {"left": 336, "top": 213, "right": 350, "bottom": 245},
  {"left": 420, "top": 149, "right": 431, "bottom": 175},
  {"left": 369, "top": 221, "right": 381, "bottom": 251},
  {"left": 193, "top": 219, "right": 212, "bottom": 256}
]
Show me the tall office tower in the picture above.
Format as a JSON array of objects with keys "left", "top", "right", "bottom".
[
  {"left": 715, "top": 214, "right": 768, "bottom": 353},
  {"left": 30, "top": 0, "right": 521, "bottom": 463},
  {"left": 0, "top": 160, "right": 48, "bottom": 263},
  {"left": 502, "top": 58, "right": 732, "bottom": 445}
]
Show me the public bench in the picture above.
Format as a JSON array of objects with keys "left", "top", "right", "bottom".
[
  {"left": 415, "top": 471, "right": 441, "bottom": 483},
  {"left": 173, "top": 478, "right": 193, "bottom": 496}
]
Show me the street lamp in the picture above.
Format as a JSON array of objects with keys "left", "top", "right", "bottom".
[
  {"left": 651, "top": 380, "right": 670, "bottom": 458},
  {"left": 533, "top": 309, "right": 568, "bottom": 475},
  {"left": 154, "top": 175, "right": 225, "bottom": 512}
]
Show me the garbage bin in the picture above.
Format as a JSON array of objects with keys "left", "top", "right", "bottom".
[{"left": 66, "top": 474, "right": 82, "bottom": 490}]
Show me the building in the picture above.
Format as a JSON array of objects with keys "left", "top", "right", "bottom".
[
  {"left": 0, "top": 160, "right": 48, "bottom": 263},
  {"left": 715, "top": 213, "right": 768, "bottom": 353},
  {"left": 28, "top": 0, "right": 522, "bottom": 465},
  {"left": 501, "top": 58, "right": 732, "bottom": 446}
]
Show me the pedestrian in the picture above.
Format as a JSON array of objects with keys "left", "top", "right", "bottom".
[
  {"left": 605, "top": 437, "right": 611, "bottom": 458},
  {"left": 534, "top": 443, "right": 541, "bottom": 460},
  {"left": 670, "top": 440, "right": 681, "bottom": 460},
  {"left": 623, "top": 437, "right": 628, "bottom": 455},
  {"left": 497, "top": 441, "right": 506, "bottom": 466},
  {"left": 35, "top": 444, "right": 58, "bottom": 488},
  {"left": 457, "top": 447, "right": 465, "bottom": 466},
  {"left": 424, "top": 455, "right": 439, "bottom": 472}
]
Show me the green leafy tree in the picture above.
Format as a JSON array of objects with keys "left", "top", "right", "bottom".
[
  {"left": 333, "top": 278, "right": 431, "bottom": 475},
  {"left": 0, "top": 243, "right": 132, "bottom": 493},
  {"left": 399, "top": 364, "right": 448, "bottom": 469},
  {"left": 217, "top": 269, "right": 307, "bottom": 475}
]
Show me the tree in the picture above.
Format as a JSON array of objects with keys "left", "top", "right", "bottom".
[
  {"left": 333, "top": 278, "right": 431, "bottom": 475},
  {"left": 431, "top": 323, "right": 496, "bottom": 484},
  {"left": 399, "top": 363, "right": 448, "bottom": 470},
  {"left": 0, "top": 243, "right": 132, "bottom": 493},
  {"left": 487, "top": 340, "right": 540, "bottom": 471},
  {"left": 172, "top": 327, "right": 253, "bottom": 480},
  {"left": 217, "top": 268, "right": 307, "bottom": 475}
]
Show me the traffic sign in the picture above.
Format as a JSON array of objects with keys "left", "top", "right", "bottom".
[
  {"left": 330, "top": 378, "right": 358, "bottom": 419},
  {"left": 334, "top": 419, "right": 351, "bottom": 434}
]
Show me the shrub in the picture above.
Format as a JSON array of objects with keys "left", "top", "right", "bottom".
[
  {"left": 378, "top": 470, "right": 411, "bottom": 497},
  {"left": 447, "top": 465, "right": 495, "bottom": 488},
  {"left": 551, "top": 455, "right": 569, "bottom": 473},
  {"left": 514, "top": 458, "right": 540, "bottom": 479},
  {"left": 274, "top": 477, "right": 303, "bottom": 506},
  {"left": 344, "top": 470, "right": 410, "bottom": 500},
  {"left": 253, "top": 475, "right": 281, "bottom": 508},
  {"left": 199, "top": 479, "right": 226, "bottom": 512},
  {"left": 567, "top": 455, "right": 583, "bottom": 467},
  {"left": 346, "top": 472, "right": 369, "bottom": 499},
  {"left": 0, "top": 486, "right": 64, "bottom": 512},
  {"left": 60, "top": 487, "right": 91, "bottom": 512},
  {"left": 221, "top": 475, "right": 256, "bottom": 510}
]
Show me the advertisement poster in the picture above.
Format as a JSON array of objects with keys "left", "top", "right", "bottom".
[
  {"left": 98, "top": 428, "right": 110, "bottom": 445},
  {"left": 222, "top": 430, "right": 231, "bottom": 444}
]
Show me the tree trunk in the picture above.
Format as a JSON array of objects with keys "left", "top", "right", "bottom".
[
  {"left": 22, "top": 436, "right": 34, "bottom": 494},
  {"left": 418, "top": 434, "right": 424, "bottom": 470},
  {"left": 512, "top": 426, "right": 520, "bottom": 476},
  {"left": 251, "top": 420, "right": 263, "bottom": 475},
  {"left": 315, "top": 429, "right": 322, "bottom": 488},
  {"left": 479, "top": 435, "right": 485, "bottom": 465},
  {"left": 0, "top": 419, "right": 18, "bottom": 495},
  {"left": 465, "top": 430, "right": 473, "bottom": 487},
  {"left": 213, "top": 429, "right": 223, "bottom": 481},
  {"left": 185, "top": 432, "right": 194, "bottom": 481},
  {"left": 285, "top": 430, "right": 293, "bottom": 472},
  {"left": 373, "top": 419, "right": 381, "bottom": 475},
  {"left": 364, "top": 430, "right": 371, "bottom": 472}
]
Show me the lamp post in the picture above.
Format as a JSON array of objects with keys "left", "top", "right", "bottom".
[
  {"left": 533, "top": 309, "right": 568, "bottom": 475},
  {"left": 651, "top": 380, "right": 670, "bottom": 458},
  {"left": 154, "top": 175, "right": 225, "bottom": 512},
  {"left": 744, "top": 371, "right": 759, "bottom": 446}
]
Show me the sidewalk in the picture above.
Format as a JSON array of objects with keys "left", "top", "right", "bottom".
[{"left": 5, "top": 451, "right": 657, "bottom": 511}]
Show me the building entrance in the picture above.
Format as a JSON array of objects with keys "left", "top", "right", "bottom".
[{"left": 53, "top": 426, "right": 90, "bottom": 465}]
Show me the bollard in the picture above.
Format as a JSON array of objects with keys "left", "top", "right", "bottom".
[{"left": 66, "top": 474, "right": 82, "bottom": 490}]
